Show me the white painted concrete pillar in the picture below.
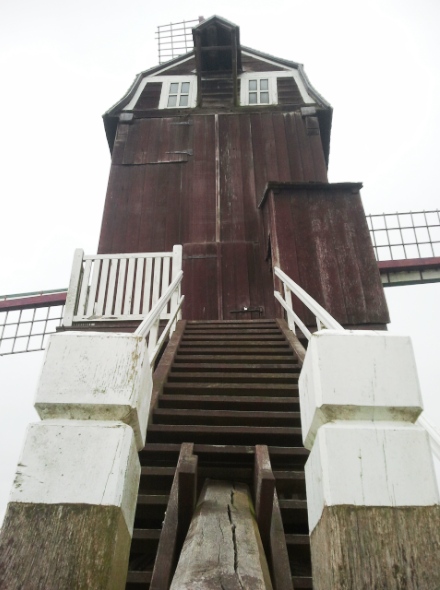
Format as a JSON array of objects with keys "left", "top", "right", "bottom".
[
  {"left": 0, "top": 331, "right": 151, "bottom": 589},
  {"left": 299, "top": 330, "right": 440, "bottom": 590}
]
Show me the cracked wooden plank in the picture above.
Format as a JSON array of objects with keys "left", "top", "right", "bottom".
[{"left": 170, "top": 479, "right": 273, "bottom": 590}]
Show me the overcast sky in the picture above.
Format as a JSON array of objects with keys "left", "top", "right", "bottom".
[{"left": 1, "top": 0, "right": 439, "bottom": 524}]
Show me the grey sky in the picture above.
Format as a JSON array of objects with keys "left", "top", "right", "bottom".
[{"left": 1, "top": 0, "right": 439, "bottom": 524}]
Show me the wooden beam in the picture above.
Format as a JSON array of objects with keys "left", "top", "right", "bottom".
[
  {"left": 270, "top": 491, "right": 294, "bottom": 590},
  {"left": 150, "top": 443, "right": 196, "bottom": 590},
  {"left": 254, "top": 445, "right": 276, "bottom": 557},
  {"left": 0, "top": 291, "right": 67, "bottom": 312},
  {"left": 170, "top": 480, "right": 273, "bottom": 589}
]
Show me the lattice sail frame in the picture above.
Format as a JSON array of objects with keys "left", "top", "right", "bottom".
[
  {"left": 156, "top": 18, "right": 201, "bottom": 64},
  {"left": 0, "top": 291, "right": 66, "bottom": 356},
  {"left": 366, "top": 210, "right": 440, "bottom": 261}
]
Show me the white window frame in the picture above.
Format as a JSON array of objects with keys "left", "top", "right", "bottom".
[
  {"left": 158, "top": 76, "right": 197, "bottom": 109},
  {"left": 239, "top": 70, "right": 315, "bottom": 106},
  {"left": 123, "top": 75, "right": 197, "bottom": 111},
  {"left": 240, "top": 73, "right": 278, "bottom": 106}
]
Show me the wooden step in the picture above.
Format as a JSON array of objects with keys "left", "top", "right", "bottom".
[
  {"left": 186, "top": 320, "right": 277, "bottom": 326},
  {"left": 158, "top": 394, "right": 299, "bottom": 412},
  {"left": 139, "top": 466, "right": 175, "bottom": 493},
  {"left": 278, "top": 499, "right": 309, "bottom": 532},
  {"left": 171, "top": 362, "right": 300, "bottom": 372},
  {"left": 130, "top": 528, "right": 161, "bottom": 553},
  {"left": 291, "top": 577, "right": 313, "bottom": 588},
  {"left": 163, "top": 382, "right": 298, "bottom": 396},
  {"left": 273, "top": 470, "right": 306, "bottom": 497},
  {"left": 148, "top": 424, "right": 303, "bottom": 446},
  {"left": 126, "top": 570, "right": 152, "bottom": 584},
  {"left": 139, "top": 443, "right": 309, "bottom": 469},
  {"left": 179, "top": 340, "right": 290, "bottom": 348},
  {"left": 135, "top": 494, "right": 169, "bottom": 522},
  {"left": 182, "top": 333, "right": 286, "bottom": 341},
  {"left": 184, "top": 328, "right": 282, "bottom": 335},
  {"left": 153, "top": 408, "right": 302, "bottom": 427},
  {"left": 167, "top": 372, "right": 298, "bottom": 384},
  {"left": 174, "top": 354, "right": 296, "bottom": 363}
]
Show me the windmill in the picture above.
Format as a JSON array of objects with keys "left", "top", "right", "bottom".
[{"left": 1, "top": 14, "right": 439, "bottom": 590}]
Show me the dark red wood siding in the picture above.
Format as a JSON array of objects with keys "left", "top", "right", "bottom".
[
  {"left": 261, "top": 183, "right": 389, "bottom": 327},
  {"left": 98, "top": 111, "right": 352, "bottom": 321}
]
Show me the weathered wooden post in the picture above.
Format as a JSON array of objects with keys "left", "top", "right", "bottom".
[
  {"left": 0, "top": 332, "right": 152, "bottom": 589},
  {"left": 170, "top": 479, "right": 273, "bottom": 590},
  {"left": 300, "top": 330, "right": 440, "bottom": 589}
]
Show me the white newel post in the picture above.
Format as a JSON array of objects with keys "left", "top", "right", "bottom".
[
  {"left": 0, "top": 332, "right": 151, "bottom": 590},
  {"left": 300, "top": 330, "right": 440, "bottom": 590}
]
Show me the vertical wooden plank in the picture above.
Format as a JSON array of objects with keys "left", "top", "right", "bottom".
[
  {"left": 270, "top": 491, "right": 294, "bottom": 590},
  {"left": 260, "top": 113, "right": 279, "bottom": 183},
  {"left": 142, "top": 257, "right": 153, "bottom": 314},
  {"left": 113, "top": 259, "right": 126, "bottom": 317},
  {"left": 104, "top": 258, "right": 118, "bottom": 316},
  {"left": 250, "top": 113, "right": 268, "bottom": 204},
  {"left": 254, "top": 445, "right": 275, "bottom": 558},
  {"left": 151, "top": 257, "right": 162, "bottom": 308},
  {"left": 218, "top": 114, "right": 245, "bottom": 242},
  {"left": 85, "top": 259, "right": 101, "bottom": 317},
  {"left": 123, "top": 257, "right": 136, "bottom": 315},
  {"left": 293, "top": 112, "right": 315, "bottom": 182},
  {"left": 181, "top": 243, "right": 218, "bottom": 320},
  {"left": 272, "top": 113, "right": 292, "bottom": 182},
  {"left": 150, "top": 443, "right": 195, "bottom": 590},
  {"left": 171, "top": 245, "right": 183, "bottom": 319},
  {"left": 160, "top": 256, "right": 171, "bottom": 317},
  {"left": 95, "top": 258, "right": 110, "bottom": 316},
  {"left": 63, "top": 249, "right": 84, "bottom": 326},
  {"left": 176, "top": 455, "right": 198, "bottom": 552},
  {"left": 348, "top": 193, "right": 390, "bottom": 324},
  {"left": 221, "top": 242, "right": 251, "bottom": 318},
  {"left": 306, "top": 190, "right": 348, "bottom": 323},
  {"left": 132, "top": 257, "right": 144, "bottom": 316},
  {"left": 306, "top": 115, "right": 328, "bottom": 182},
  {"left": 284, "top": 112, "right": 304, "bottom": 182},
  {"left": 76, "top": 259, "right": 92, "bottom": 318}
]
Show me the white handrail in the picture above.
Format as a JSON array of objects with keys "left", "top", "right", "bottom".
[
  {"left": 273, "top": 265, "right": 440, "bottom": 470},
  {"left": 274, "top": 266, "right": 343, "bottom": 340},
  {"left": 134, "top": 270, "right": 184, "bottom": 366}
]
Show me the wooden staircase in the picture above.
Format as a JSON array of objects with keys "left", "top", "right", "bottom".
[{"left": 125, "top": 319, "right": 312, "bottom": 589}]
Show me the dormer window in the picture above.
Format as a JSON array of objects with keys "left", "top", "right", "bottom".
[
  {"left": 249, "top": 79, "right": 269, "bottom": 104},
  {"left": 167, "top": 82, "right": 191, "bottom": 107},
  {"left": 157, "top": 77, "right": 197, "bottom": 109},
  {"left": 240, "top": 73, "right": 277, "bottom": 106}
]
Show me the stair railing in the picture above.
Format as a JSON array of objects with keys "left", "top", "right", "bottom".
[
  {"left": 274, "top": 265, "right": 440, "bottom": 465},
  {"left": 63, "top": 245, "right": 183, "bottom": 327},
  {"left": 273, "top": 266, "right": 344, "bottom": 340},
  {"left": 134, "top": 270, "right": 184, "bottom": 366}
]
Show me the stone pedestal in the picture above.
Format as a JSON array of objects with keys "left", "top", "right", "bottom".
[{"left": 299, "top": 330, "right": 440, "bottom": 589}]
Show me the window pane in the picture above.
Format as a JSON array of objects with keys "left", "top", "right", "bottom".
[
  {"left": 170, "top": 83, "right": 179, "bottom": 93},
  {"left": 181, "top": 82, "right": 190, "bottom": 93},
  {"left": 260, "top": 79, "right": 268, "bottom": 90},
  {"left": 260, "top": 92, "right": 269, "bottom": 103},
  {"left": 179, "top": 94, "right": 189, "bottom": 106},
  {"left": 167, "top": 95, "right": 177, "bottom": 107},
  {"left": 249, "top": 80, "right": 257, "bottom": 91},
  {"left": 249, "top": 92, "right": 257, "bottom": 104}
]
